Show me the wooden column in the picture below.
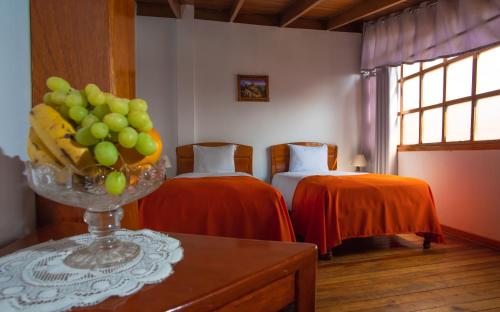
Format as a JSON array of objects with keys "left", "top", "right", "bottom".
[{"left": 30, "top": 0, "right": 139, "bottom": 229}]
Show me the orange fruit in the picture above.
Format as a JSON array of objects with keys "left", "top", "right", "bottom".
[{"left": 116, "top": 129, "right": 163, "bottom": 168}]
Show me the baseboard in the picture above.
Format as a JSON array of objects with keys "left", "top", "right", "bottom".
[{"left": 441, "top": 224, "right": 500, "bottom": 251}]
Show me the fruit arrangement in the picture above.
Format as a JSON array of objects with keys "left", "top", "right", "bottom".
[{"left": 27, "top": 76, "right": 162, "bottom": 195}]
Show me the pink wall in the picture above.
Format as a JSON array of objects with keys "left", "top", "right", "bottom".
[{"left": 399, "top": 150, "right": 500, "bottom": 241}]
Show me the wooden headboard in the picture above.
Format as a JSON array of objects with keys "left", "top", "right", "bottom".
[
  {"left": 269, "top": 142, "right": 338, "bottom": 176},
  {"left": 176, "top": 143, "right": 253, "bottom": 175}
]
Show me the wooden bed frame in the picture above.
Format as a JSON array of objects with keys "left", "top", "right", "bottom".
[
  {"left": 176, "top": 143, "right": 253, "bottom": 175},
  {"left": 270, "top": 142, "right": 338, "bottom": 177}
]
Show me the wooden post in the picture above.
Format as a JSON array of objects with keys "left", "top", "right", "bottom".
[
  {"left": 30, "top": 0, "right": 139, "bottom": 229},
  {"left": 423, "top": 233, "right": 432, "bottom": 249}
]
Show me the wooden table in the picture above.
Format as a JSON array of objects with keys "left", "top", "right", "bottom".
[{"left": 0, "top": 223, "right": 317, "bottom": 311}]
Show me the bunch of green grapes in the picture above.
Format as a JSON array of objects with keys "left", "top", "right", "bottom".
[{"left": 44, "top": 76, "right": 158, "bottom": 195}]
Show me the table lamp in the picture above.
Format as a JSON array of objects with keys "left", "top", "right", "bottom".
[
  {"left": 164, "top": 154, "right": 172, "bottom": 169},
  {"left": 163, "top": 154, "right": 172, "bottom": 178},
  {"left": 352, "top": 154, "right": 367, "bottom": 172}
]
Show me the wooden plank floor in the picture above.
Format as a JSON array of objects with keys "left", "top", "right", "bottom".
[{"left": 317, "top": 233, "right": 500, "bottom": 312}]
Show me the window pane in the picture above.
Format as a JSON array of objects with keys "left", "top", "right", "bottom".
[
  {"left": 403, "top": 112, "right": 420, "bottom": 145},
  {"left": 475, "top": 95, "right": 500, "bottom": 141},
  {"left": 422, "top": 68, "right": 443, "bottom": 106},
  {"left": 423, "top": 58, "right": 443, "bottom": 69},
  {"left": 403, "top": 63, "right": 420, "bottom": 77},
  {"left": 477, "top": 46, "right": 500, "bottom": 94},
  {"left": 446, "top": 57, "right": 472, "bottom": 101},
  {"left": 422, "top": 108, "right": 443, "bottom": 143},
  {"left": 402, "top": 77, "right": 420, "bottom": 110},
  {"left": 397, "top": 82, "right": 401, "bottom": 113},
  {"left": 446, "top": 102, "right": 471, "bottom": 142}
]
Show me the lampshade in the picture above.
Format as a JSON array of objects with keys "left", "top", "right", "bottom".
[
  {"left": 352, "top": 154, "right": 367, "bottom": 167},
  {"left": 164, "top": 155, "right": 172, "bottom": 169}
]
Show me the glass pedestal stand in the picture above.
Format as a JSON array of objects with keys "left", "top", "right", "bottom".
[{"left": 63, "top": 207, "right": 140, "bottom": 269}]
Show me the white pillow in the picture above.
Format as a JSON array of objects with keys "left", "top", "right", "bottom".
[
  {"left": 288, "top": 144, "right": 329, "bottom": 172},
  {"left": 193, "top": 145, "right": 236, "bottom": 173}
]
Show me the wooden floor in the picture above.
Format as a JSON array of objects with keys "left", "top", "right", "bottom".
[{"left": 316, "top": 233, "right": 500, "bottom": 312}]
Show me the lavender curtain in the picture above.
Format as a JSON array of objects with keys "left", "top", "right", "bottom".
[
  {"left": 361, "top": 74, "right": 376, "bottom": 172},
  {"left": 361, "top": 0, "right": 500, "bottom": 70},
  {"left": 361, "top": 67, "right": 399, "bottom": 174}
]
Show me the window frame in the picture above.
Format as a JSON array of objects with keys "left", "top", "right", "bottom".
[{"left": 397, "top": 45, "right": 500, "bottom": 152}]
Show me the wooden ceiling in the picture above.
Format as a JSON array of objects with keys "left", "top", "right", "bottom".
[{"left": 137, "top": 0, "right": 424, "bottom": 32}]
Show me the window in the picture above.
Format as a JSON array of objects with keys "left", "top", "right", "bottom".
[{"left": 397, "top": 45, "right": 500, "bottom": 151}]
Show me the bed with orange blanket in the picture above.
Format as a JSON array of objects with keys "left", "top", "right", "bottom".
[
  {"left": 139, "top": 143, "right": 295, "bottom": 242},
  {"left": 270, "top": 142, "right": 443, "bottom": 256}
]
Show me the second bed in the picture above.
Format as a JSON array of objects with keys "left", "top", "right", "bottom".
[{"left": 271, "top": 142, "right": 444, "bottom": 256}]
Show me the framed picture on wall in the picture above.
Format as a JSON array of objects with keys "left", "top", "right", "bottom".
[{"left": 237, "top": 75, "right": 269, "bottom": 102}]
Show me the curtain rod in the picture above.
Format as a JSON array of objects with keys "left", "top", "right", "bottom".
[{"left": 364, "top": 0, "right": 438, "bottom": 26}]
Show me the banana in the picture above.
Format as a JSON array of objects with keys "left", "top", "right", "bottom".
[
  {"left": 29, "top": 104, "right": 95, "bottom": 172},
  {"left": 27, "top": 128, "right": 62, "bottom": 168}
]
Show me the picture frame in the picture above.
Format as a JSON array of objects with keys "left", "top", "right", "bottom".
[{"left": 237, "top": 75, "right": 269, "bottom": 102}]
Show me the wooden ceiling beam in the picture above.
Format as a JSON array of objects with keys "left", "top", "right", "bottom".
[
  {"left": 137, "top": 2, "right": 175, "bottom": 18},
  {"left": 280, "top": 0, "right": 324, "bottom": 27},
  {"left": 229, "top": 0, "right": 245, "bottom": 23},
  {"left": 197, "top": 8, "right": 279, "bottom": 27},
  {"left": 168, "top": 0, "right": 182, "bottom": 18},
  {"left": 327, "top": 0, "right": 407, "bottom": 31}
]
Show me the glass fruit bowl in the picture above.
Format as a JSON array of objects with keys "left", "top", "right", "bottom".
[{"left": 24, "top": 158, "right": 168, "bottom": 269}]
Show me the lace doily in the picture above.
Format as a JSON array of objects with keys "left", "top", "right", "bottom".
[{"left": 0, "top": 229, "right": 183, "bottom": 312}]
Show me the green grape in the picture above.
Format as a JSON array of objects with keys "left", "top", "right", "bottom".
[
  {"left": 80, "top": 90, "right": 89, "bottom": 107},
  {"left": 47, "top": 76, "right": 71, "bottom": 93},
  {"left": 68, "top": 106, "right": 88, "bottom": 123},
  {"left": 88, "top": 91, "right": 106, "bottom": 106},
  {"left": 43, "top": 92, "right": 54, "bottom": 106},
  {"left": 64, "top": 91, "right": 85, "bottom": 108},
  {"left": 58, "top": 104, "right": 70, "bottom": 119},
  {"left": 84, "top": 83, "right": 100, "bottom": 96},
  {"left": 108, "top": 131, "right": 119, "bottom": 142},
  {"left": 118, "top": 127, "right": 138, "bottom": 148},
  {"left": 128, "top": 98, "right": 148, "bottom": 112},
  {"left": 108, "top": 97, "right": 129, "bottom": 115},
  {"left": 135, "top": 132, "right": 157, "bottom": 156},
  {"left": 94, "top": 141, "right": 119, "bottom": 166},
  {"left": 81, "top": 114, "right": 99, "bottom": 128},
  {"left": 104, "top": 92, "right": 115, "bottom": 105},
  {"left": 103, "top": 113, "right": 128, "bottom": 132},
  {"left": 105, "top": 171, "right": 126, "bottom": 195},
  {"left": 90, "top": 122, "right": 109, "bottom": 139},
  {"left": 127, "top": 111, "right": 150, "bottom": 130},
  {"left": 75, "top": 127, "right": 99, "bottom": 146},
  {"left": 51, "top": 91, "right": 67, "bottom": 105},
  {"left": 92, "top": 104, "right": 110, "bottom": 120},
  {"left": 138, "top": 119, "right": 153, "bottom": 132}
]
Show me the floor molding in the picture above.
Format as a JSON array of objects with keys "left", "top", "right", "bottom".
[{"left": 441, "top": 224, "right": 500, "bottom": 251}]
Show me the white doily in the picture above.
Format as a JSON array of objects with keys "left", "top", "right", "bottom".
[{"left": 0, "top": 229, "right": 183, "bottom": 312}]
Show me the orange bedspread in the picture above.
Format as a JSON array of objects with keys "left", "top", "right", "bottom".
[
  {"left": 139, "top": 176, "right": 295, "bottom": 242},
  {"left": 292, "top": 174, "right": 444, "bottom": 255}
]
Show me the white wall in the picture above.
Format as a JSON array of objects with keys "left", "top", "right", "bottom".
[
  {"left": 136, "top": 14, "right": 362, "bottom": 180},
  {"left": 0, "top": 0, "right": 35, "bottom": 246},
  {"left": 194, "top": 21, "right": 362, "bottom": 180},
  {"left": 176, "top": 6, "right": 196, "bottom": 146},
  {"left": 399, "top": 150, "right": 500, "bottom": 241},
  {"left": 136, "top": 17, "right": 178, "bottom": 176}
]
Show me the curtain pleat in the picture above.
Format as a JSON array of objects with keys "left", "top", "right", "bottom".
[
  {"left": 362, "top": 68, "right": 399, "bottom": 174},
  {"left": 375, "top": 69, "right": 389, "bottom": 174},
  {"left": 362, "top": 0, "right": 500, "bottom": 70}
]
